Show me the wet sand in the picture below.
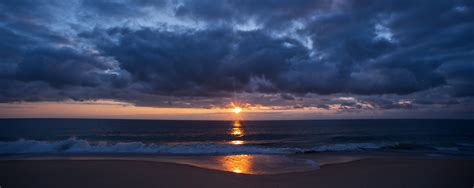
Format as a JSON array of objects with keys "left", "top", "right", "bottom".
[{"left": 1, "top": 157, "right": 473, "bottom": 188}]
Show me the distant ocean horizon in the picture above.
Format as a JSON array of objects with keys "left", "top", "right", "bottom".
[{"left": 1, "top": 119, "right": 473, "bottom": 155}]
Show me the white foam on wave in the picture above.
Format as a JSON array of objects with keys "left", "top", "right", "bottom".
[
  {"left": 433, "top": 147, "right": 459, "bottom": 152},
  {"left": 311, "top": 143, "right": 393, "bottom": 152},
  {"left": 1, "top": 138, "right": 464, "bottom": 155},
  {"left": 0, "top": 138, "right": 300, "bottom": 155}
]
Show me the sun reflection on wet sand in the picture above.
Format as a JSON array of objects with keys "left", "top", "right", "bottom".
[{"left": 219, "top": 154, "right": 253, "bottom": 174}]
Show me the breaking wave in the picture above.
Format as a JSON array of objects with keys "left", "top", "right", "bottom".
[
  {"left": 0, "top": 138, "right": 299, "bottom": 155},
  {"left": 0, "top": 138, "right": 468, "bottom": 155},
  {"left": 310, "top": 143, "right": 395, "bottom": 152}
]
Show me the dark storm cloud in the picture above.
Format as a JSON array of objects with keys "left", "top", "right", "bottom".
[
  {"left": 81, "top": 0, "right": 167, "bottom": 18},
  {"left": 81, "top": 26, "right": 309, "bottom": 96},
  {"left": 0, "top": 0, "right": 473, "bottom": 115},
  {"left": 173, "top": 0, "right": 329, "bottom": 28},
  {"left": 0, "top": 0, "right": 127, "bottom": 101},
  {"left": 170, "top": 0, "right": 473, "bottom": 96}
]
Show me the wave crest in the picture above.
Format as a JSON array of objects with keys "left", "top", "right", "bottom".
[
  {"left": 0, "top": 138, "right": 299, "bottom": 155},
  {"left": 0, "top": 138, "right": 468, "bottom": 155}
]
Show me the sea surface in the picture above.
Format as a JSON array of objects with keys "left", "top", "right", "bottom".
[{"left": 1, "top": 119, "right": 473, "bottom": 155}]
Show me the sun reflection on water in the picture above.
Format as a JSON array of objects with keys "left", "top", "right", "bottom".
[
  {"left": 233, "top": 121, "right": 241, "bottom": 127},
  {"left": 230, "top": 140, "right": 244, "bottom": 145},
  {"left": 230, "top": 127, "right": 244, "bottom": 137},
  {"left": 229, "top": 120, "right": 245, "bottom": 138}
]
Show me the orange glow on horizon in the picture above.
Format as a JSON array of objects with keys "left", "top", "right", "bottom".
[{"left": 0, "top": 100, "right": 331, "bottom": 120}]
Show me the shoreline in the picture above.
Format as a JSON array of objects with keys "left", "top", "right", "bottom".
[
  {"left": 1, "top": 151, "right": 473, "bottom": 174},
  {"left": 0, "top": 157, "right": 473, "bottom": 188}
]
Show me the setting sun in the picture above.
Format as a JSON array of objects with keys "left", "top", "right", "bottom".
[{"left": 231, "top": 107, "right": 242, "bottom": 114}]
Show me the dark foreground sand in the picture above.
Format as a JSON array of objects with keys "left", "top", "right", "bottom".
[{"left": 1, "top": 158, "right": 473, "bottom": 188}]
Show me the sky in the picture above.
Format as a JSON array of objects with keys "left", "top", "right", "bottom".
[{"left": 0, "top": 0, "right": 473, "bottom": 120}]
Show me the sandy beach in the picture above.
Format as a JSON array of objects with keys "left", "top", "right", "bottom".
[{"left": 1, "top": 157, "right": 473, "bottom": 188}]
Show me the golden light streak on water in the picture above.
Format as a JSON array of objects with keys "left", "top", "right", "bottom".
[
  {"left": 230, "top": 140, "right": 245, "bottom": 145},
  {"left": 219, "top": 154, "right": 253, "bottom": 174}
]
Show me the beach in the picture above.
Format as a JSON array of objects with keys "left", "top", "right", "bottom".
[
  {"left": 1, "top": 156, "right": 473, "bottom": 188},
  {"left": 1, "top": 119, "right": 473, "bottom": 187}
]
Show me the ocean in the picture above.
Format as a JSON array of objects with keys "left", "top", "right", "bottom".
[{"left": 1, "top": 119, "right": 473, "bottom": 155}]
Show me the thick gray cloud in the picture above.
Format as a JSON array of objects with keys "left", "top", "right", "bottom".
[{"left": 0, "top": 0, "right": 473, "bottom": 116}]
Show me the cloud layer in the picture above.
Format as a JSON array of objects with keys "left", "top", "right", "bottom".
[{"left": 0, "top": 0, "right": 473, "bottom": 117}]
